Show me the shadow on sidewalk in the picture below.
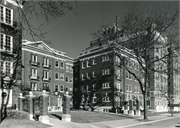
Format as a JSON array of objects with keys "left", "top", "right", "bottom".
[{"left": 51, "top": 114, "right": 62, "bottom": 120}]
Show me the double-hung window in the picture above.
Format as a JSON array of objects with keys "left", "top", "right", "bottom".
[
  {"left": 43, "top": 57, "right": 49, "bottom": 67},
  {"left": 102, "top": 82, "right": 110, "bottom": 89},
  {"left": 102, "top": 69, "right": 110, "bottom": 75},
  {"left": 43, "top": 70, "right": 49, "bottom": 80},
  {"left": 31, "top": 54, "right": 37, "bottom": 63},
  {"left": 31, "top": 82, "right": 38, "bottom": 91},
  {"left": 60, "top": 73, "right": 64, "bottom": 81},
  {"left": 55, "top": 72, "right": 59, "bottom": 80},
  {"left": 60, "top": 85, "right": 64, "bottom": 92},
  {"left": 0, "top": 33, "right": 13, "bottom": 52},
  {"left": 66, "top": 65, "right": 69, "bottom": 72},
  {"left": 1, "top": 61, "right": 13, "bottom": 75},
  {"left": 93, "top": 57, "right": 97, "bottom": 65},
  {"left": 31, "top": 68, "right": 37, "bottom": 78},
  {"left": 0, "top": 5, "right": 13, "bottom": 25}
]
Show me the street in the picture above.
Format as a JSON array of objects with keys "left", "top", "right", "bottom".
[{"left": 126, "top": 117, "right": 180, "bottom": 128}]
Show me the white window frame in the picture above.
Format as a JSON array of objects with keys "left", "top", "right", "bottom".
[
  {"left": 0, "top": 5, "right": 13, "bottom": 26},
  {"left": 93, "top": 57, "right": 97, "bottom": 65},
  {"left": 31, "top": 82, "right": 38, "bottom": 91},
  {"left": 92, "top": 94, "right": 96, "bottom": 103},
  {"left": 55, "top": 60, "right": 59, "bottom": 68},
  {"left": 82, "top": 61, "right": 85, "bottom": 69},
  {"left": 93, "top": 71, "right": 96, "bottom": 77},
  {"left": 129, "top": 85, "right": 132, "bottom": 92},
  {"left": 82, "top": 74, "right": 85, "bottom": 81},
  {"left": 60, "top": 85, "right": 64, "bottom": 92},
  {"left": 1, "top": 61, "right": 13, "bottom": 75},
  {"left": 66, "top": 65, "right": 69, "bottom": 72},
  {"left": 86, "top": 72, "right": 90, "bottom": 79},
  {"left": 126, "top": 84, "right": 129, "bottom": 92},
  {"left": 43, "top": 70, "right": 49, "bottom": 80},
  {"left": 117, "top": 82, "right": 121, "bottom": 91},
  {"left": 43, "top": 57, "right": 49, "bottom": 67},
  {"left": 87, "top": 60, "right": 90, "bottom": 67},
  {"left": 55, "top": 72, "right": 59, "bottom": 80},
  {"left": 31, "top": 68, "right": 37, "bottom": 78},
  {"left": 31, "top": 54, "right": 37, "bottom": 63},
  {"left": 102, "top": 69, "right": 110, "bottom": 75},
  {"left": 65, "top": 76, "right": 69, "bottom": 83},
  {"left": 54, "top": 85, "right": 59, "bottom": 91},
  {"left": 60, "top": 61, "right": 64, "bottom": 69},
  {"left": 102, "top": 82, "right": 110, "bottom": 89},
  {"left": 87, "top": 85, "right": 90, "bottom": 92},
  {"left": 102, "top": 55, "right": 110, "bottom": 62},
  {"left": 60, "top": 73, "right": 64, "bottom": 81},
  {"left": 69, "top": 66, "right": 73, "bottom": 73},
  {"left": 0, "top": 33, "right": 13, "bottom": 52},
  {"left": 103, "top": 93, "right": 110, "bottom": 102}
]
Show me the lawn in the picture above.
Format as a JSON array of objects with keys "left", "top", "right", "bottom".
[
  {"left": 49, "top": 110, "right": 128, "bottom": 123},
  {"left": 0, "top": 119, "right": 51, "bottom": 128}
]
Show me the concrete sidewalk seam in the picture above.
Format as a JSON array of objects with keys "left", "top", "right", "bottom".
[{"left": 116, "top": 115, "right": 180, "bottom": 128}]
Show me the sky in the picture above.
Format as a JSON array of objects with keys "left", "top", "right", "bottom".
[{"left": 23, "top": 1, "right": 179, "bottom": 58}]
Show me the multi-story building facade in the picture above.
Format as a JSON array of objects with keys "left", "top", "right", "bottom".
[
  {"left": 73, "top": 38, "right": 144, "bottom": 112},
  {"left": 0, "top": 0, "right": 24, "bottom": 108},
  {"left": 22, "top": 40, "right": 74, "bottom": 97},
  {"left": 74, "top": 24, "right": 179, "bottom": 112}
]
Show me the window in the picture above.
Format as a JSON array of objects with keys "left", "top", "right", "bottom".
[
  {"left": 31, "top": 68, "right": 37, "bottom": 78},
  {"left": 66, "top": 65, "right": 69, "bottom": 72},
  {"left": 116, "top": 82, "right": 121, "bottom": 91},
  {"left": 86, "top": 72, "right": 90, "bottom": 79},
  {"left": 82, "top": 61, "right": 86, "bottom": 69},
  {"left": 55, "top": 60, "right": 59, "bottom": 68},
  {"left": 93, "top": 84, "right": 96, "bottom": 90},
  {"left": 87, "top": 60, "right": 90, "bottom": 67},
  {"left": 55, "top": 72, "right": 59, "bottom": 80},
  {"left": 93, "top": 57, "right": 97, "bottom": 65},
  {"left": 0, "top": 5, "right": 13, "bottom": 25},
  {"left": 65, "top": 76, "right": 69, "bottom": 83},
  {"left": 82, "top": 74, "right": 85, "bottom": 81},
  {"left": 103, "top": 93, "right": 110, "bottom": 102},
  {"left": 60, "top": 85, "right": 64, "bottom": 92},
  {"left": 102, "top": 69, "right": 110, "bottom": 75},
  {"left": 102, "top": 55, "right": 109, "bottom": 62},
  {"left": 43, "top": 70, "right": 49, "bottom": 80},
  {"left": 102, "top": 82, "right": 110, "bottom": 89},
  {"left": 31, "top": 54, "right": 37, "bottom": 63},
  {"left": 55, "top": 85, "right": 59, "bottom": 91},
  {"left": 60, "top": 73, "right": 64, "bottom": 81},
  {"left": 92, "top": 71, "right": 96, "bottom": 77},
  {"left": 69, "top": 78, "right": 73, "bottom": 84},
  {"left": 126, "top": 71, "right": 129, "bottom": 79},
  {"left": 1, "top": 61, "right": 12, "bottom": 75},
  {"left": 87, "top": 85, "right": 90, "bottom": 92},
  {"left": 129, "top": 85, "right": 132, "bottom": 92},
  {"left": 93, "top": 94, "right": 96, "bottom": 103},
  {"left": 116, "top": 56, "right": 120, "bottom": 65},
  {"left": 43, "top": 83, "right": 49, "bottom": 91},
  {"left": 43, "top": 57, "right": 49, "bottom": 67},
  {"left": 126, "top": 84, "right": 129, "bottom": 91},
  {"left": 70, "top": 66, "right": 73, "bottom": 73},
  {"left": 129, "top": 73, "right": 132, "bottom": 80},
  {"left": 31, "top": 82, "right": 38, "bottom": 91},
  {"left": 60, "top": 61, "right": 64, "bottom": 69},
  {"left": 0, "top": 33, "right": 13, "bottom": 52}
]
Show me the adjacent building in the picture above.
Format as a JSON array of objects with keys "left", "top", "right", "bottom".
[
  {"left": 73, "top": 38, "right": 144, "bottom": 112},
  {"left": 0, "top": 0, "right": 24, "bottom": 108},
  {"left": 22, "top": 40, "right": 74, "bottom": 97}
]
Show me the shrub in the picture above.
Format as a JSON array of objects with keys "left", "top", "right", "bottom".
[{"left": 6, "top": 110, "right": 29, "bottom": 120}]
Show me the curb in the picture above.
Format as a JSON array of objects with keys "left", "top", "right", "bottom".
[{"left": 116, "top": 115, "right": 180, "bottom": 128}]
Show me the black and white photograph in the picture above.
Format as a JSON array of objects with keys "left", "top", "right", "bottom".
[{"left": 0, "top": 0, "right": 179, "bottom": 128}]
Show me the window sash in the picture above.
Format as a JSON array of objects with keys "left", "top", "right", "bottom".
[
  {"left": 60, "top": 85, "right": 64, "bottom": 92},
  {"left": 55, "top": 73, "right": 59, "bottom": 80},
  {"left": 0, "top": 5, "right": 13, "bottom": 25},
  {"left": 31, "top": 69, "right": 37, "bottom": 78},
  {"left": 43, "top": 70, "right": 49, "bottom": 79},
  {"left": 0, "top": 33, "right": 13, "bottom": 52}
]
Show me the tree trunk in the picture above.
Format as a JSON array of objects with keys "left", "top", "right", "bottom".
[
  {"left": 143, "top": 92, "right": 148, "bottom": 120},
  {"left": 170, "top": 106, "right": 173, "bottom": 116}
]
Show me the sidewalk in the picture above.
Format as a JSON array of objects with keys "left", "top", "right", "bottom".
[{"left": 48, "top": 112, "right": 180, "bottom": 128}]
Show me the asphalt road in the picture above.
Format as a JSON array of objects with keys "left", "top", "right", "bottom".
[{"left": 127, "top": 117, "right": 180, "bottom": 128}]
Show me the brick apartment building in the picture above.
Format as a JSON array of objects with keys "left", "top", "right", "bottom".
[
  {"left": 0, "top": 0, "right": 24, "bottom": 108},
  {"left": 22, "top": 40, "right": 74, "bottom": 97},
  {"left": 73, "top": 38, "right": 144, "bottom": 112},
  {"left": 73, "top": 24, "right": 179, "bottom": 112}
]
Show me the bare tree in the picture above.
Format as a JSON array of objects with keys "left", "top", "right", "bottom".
[
  {"left": 0, "top": 0, "right": 77, "bottom": 123},
  {"left": 91, "top": 2, "right": 179, "bottom": 120}
]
